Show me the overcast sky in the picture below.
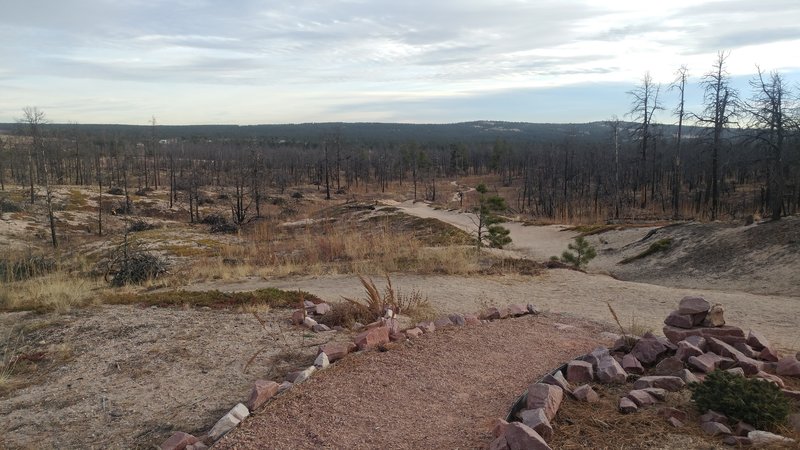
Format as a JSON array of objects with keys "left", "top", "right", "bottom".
[{"left": 2, "top": 0, "right": 799, "bottom": 125}]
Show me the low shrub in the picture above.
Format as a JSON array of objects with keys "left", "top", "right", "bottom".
[
  {"left": 106, "top": 187, "right": 124, "bottom": 195},
  {"left": 199, "top": 214, "right": 227, "bottom": 226},
  {"left": 689, "top": 369, "right": 790, "bottom": 430},
  {"left": 620, "top": 238, "right": 672, "bottom": 264},
  {"left": 210, "top": 223, "right": 238, "bottom": 234},
  {"left": 106, "top": 252, "right": 168, "bottom": 287},
  {"left": 0, "top": 198, "right": 23, "bottom": 213},
  {"left": 0, "top": 256, "right": 56, "bottom": 282},
  {"left": 127, "top": 219, "right": 157, "bottom": 233}
]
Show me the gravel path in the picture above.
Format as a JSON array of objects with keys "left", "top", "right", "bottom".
[{"left": 216, "top": 314, "right": 606, "bottom": 449}]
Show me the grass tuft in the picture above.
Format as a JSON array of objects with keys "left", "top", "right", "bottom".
[
  {"left": 104, "top": 288, "right": 321, "bottom": 309},
  {"left": 619, "top": 238, "right": 673, "bottom": 264}
]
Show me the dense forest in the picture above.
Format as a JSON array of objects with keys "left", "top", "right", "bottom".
[{"left": 1, "top": 55, "right": 798, "bottom": 230}]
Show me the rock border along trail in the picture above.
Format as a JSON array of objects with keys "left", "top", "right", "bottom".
[{"left": 216, "top": 314, "right": 606, "bottom": 449}]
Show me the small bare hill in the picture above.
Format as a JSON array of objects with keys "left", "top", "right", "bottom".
[{"left": 591, "top": 216, "right": 800, "bottom": 297}]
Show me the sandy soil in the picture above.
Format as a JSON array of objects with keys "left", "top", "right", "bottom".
[
  {"left": 216, "top": 314, "right": 607, "bottom": 450},
  {"left": 191, "top": 269, "right": 800, "bottom": 354},
  {"left": 0, "top": 305, "right": 352, "bottom": 449}
]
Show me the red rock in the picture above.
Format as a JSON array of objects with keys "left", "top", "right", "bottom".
[
  {"left": 161, "top": 432, "right": 198, "bottom": 450},
  {"left": 746, "top": 329, "right": 771, "bottom": 350},
  {"left": 572, "top": 385, "right": 599, "bottom": 403},
  {"left": 186, "top": 444, "right": 208, "bottom": 450},
  {"left": 480, "top": 307, "right": 508, "bottom": 320},
  {"left": 642, "top": 388, "right": 667, "bottom": 401},
  {"left": 541, "top": 370, "right": 573, "bottom": 394},
  {"left": 754, "top": 371, "right": 785, "bottom": 388},
  {"left": 633, "top": 376, "right": 685, "bottom": 392},
  {"left": 658, "top": 407, "right": 688, "bottom": 422},
  {"left": 385, "top": 318, "right": 401, "bottom": 335},
  {"left": 318, "top": 342, "right": 352, "bottom": 362},
  {"left": 611, "top": 335, "right": 639, "bottom": 353},
  {"left": 662, "top": 325, "right": 745, "bottom": 346},
  {"left": 291, "top": 309, "right": 305, "bottom": 325},
  {"left": 597, "top": 355, "right": 627, "bottom": 384},
  {"left": 684, "top": 335, "right": 707, "bottom": 351},
  {"left": 701, "top": 304, "right": 725, "bottom": 327},
  {"left": 664, "top": 311, "right": 694, "bottom": 329},
  {"left": 503, "top": 422, "right": 552, "bottom": 450},
  {"left": 759, "top": 346, "right": 779, "bottom": 362},
  {"left": 653, "top": 356, "right": 685, "bottom": 376},
  {"left": 566, "top": 360, "right": 593, "bottom": 383},
  {"left": 389, "top": 331, "right": 406, "bottom": 342},
  {"left": 519, "top": 408, "right": 553, "bottom": 441},
  {"left": 630, "top": 335, "right": 669, "bottom": 365},
  {"left": 433, "top": 316, "right": 454, "bottom": 328},
  {"left": 701, "top": 421, "right": 731, "bottom": 436},
  {"left": 489, "top": 436, "right": 508, "bottom": 450},
  {"left": 405, "top": 327, "right": 423, "bottom": 339},
  {"left": 448, "top": 314, "right": 466, "bottom": 326},
  {"left": 464, "top": 314, "right": 481, "bottom": 326},
  {"left": 417, "top": 321, "right": 436, "bottom": 333},
  {"left": 508, "top": 304, "right": 528, "bottom": 316},
  {"left": 526, "top": 383, "right": 563, "bottom": 422},
  {"left": 354, "top": 326, "right": 390, "bottom": 350},
  {"left": 688, "top": 353, "right": 722, "bottom": 374},
  {"left": 583, "top": 347, "right": 610, "bottom": 367},
  {"left": 627, "top": 389, "right": 656, "bottom": 407},
  {"left": 246, "top": 380, "right": 279, "bottom": 411},
  {"left": 618, "top": 397, "right": 638, "bottom": 414},
  {"left": 707, "top": 337, "right": 764, "bottom": 375},
  {"left": 677, "top": 369, "right": 701, "bottom": 384},
  {"left": 622, "top": 353, "right": 644, "bottom": 375},
  {"left": 733, "top": 342, "right": 759, "bottom": 359},
  {"left": 492, "top": 418, "right": 509, "bottom": 438},
  {"left": 676, "top": 341, "right": 704, "bottom": 362},
  {"left": 700, "top": 409, "right": 728, "bottom": 424},
  {"left": 678, "top": 296, "right": 710, "bottom": 314},
  {"left": 776, "top": 357, "right": 800, "bottom": 377}
]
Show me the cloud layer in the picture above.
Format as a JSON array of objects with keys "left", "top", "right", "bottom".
[{"left": 2, "top": 0, "right": 799, "bottom": 124}]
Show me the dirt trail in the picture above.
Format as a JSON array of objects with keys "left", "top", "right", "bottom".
[
  {"left": 191, "top": 269, "right": 800, "bottom": 353},
  {"left": 216, "top": 314, "right": 606, "bottom": 450},
  {"left": 386, "top": 200, "right": 577, "bottom": 261}
]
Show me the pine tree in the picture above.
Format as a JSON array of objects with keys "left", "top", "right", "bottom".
[
  {"left": 473, "top": 184, "right": 512, "bottom": 249},
  {"left": 561, "top": 236, "right": 596, "bottom": 269}
]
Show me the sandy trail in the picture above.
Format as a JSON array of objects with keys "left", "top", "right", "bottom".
[
  {"left": 216, "top": 314, "right": 606, "bottom": 450},
  {"left": 191, "top": 268, "right": 800, "bottom": 353},
  {"left": 387, "top": 200, "right": 578, "bottom": 261}
]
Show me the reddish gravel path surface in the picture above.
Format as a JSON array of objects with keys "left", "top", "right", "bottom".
[{"left": 216, "top": 314, "right": 606, "bottom": 450}]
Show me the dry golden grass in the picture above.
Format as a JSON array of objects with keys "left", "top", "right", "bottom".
[{"left": 0, "top": 272, "right": 101, "bottom": 312}]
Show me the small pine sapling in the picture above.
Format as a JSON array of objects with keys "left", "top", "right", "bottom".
[{"left": 561, "top": 236, "right": 597, "bottom": 269}]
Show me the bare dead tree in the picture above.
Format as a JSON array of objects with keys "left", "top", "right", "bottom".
[
  {"left": 695, "top": 51, "right": 739, "bottom": 220},
  {"left": 670, "top": 65, "right": 689, "bottom": 219},
  {"left": 627, "top": 72, "right": 663, "bottom": 207},
  {"left": 746, "top": 67, "right": 796, "bottom": 220}
]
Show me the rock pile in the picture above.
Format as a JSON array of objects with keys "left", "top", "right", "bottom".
[{"left": 493, "top": 295, "right": 799, "bottom": 449}]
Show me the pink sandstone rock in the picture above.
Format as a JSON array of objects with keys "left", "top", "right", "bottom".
[
  {"left": 596, "top": 355, "right": 627, "bottom": 384},
  {"left": 314, "top": 303, "right": 331, "bottom": 315},
  {"left": 519, "top": 408, "right": 553, "bottom": 441},
  {"left": 566, "top": 360, "right": 594, "bottom": 383},
  {"left": 754, "top": 371, "right": 785, "bottom": 388},
  {"left": 572, "top": 385, "right": 599, "bottom": 403},
  {"left": 318, "top": 342, "right": 353, "bottom": 362},
  {"left": 759, "top": 346, "right": 780, "bottom": 362},
  {"left": 653, "top": 356, "right": 685, "bottom": 376},
  {"left": 291, "top": 309, "right": 305, "bottom": 325},
  {"left": 492, "top": 418, "right": 509, "bottom": 438},
  {"left": 675, "top": 341, "right": 704, "bottom": 361},
  {"left": 618, "top": 397, "right": 638, "bottom": 414},
  {"left": 541, "top": 370, "right": 573, "bottom": 394},
  {"left": 664, "top": 311, "right": 694, "bottom": 329},
  {"left": 622, "top": 353, "right": 644, "bottom": 375},
  {"left": 701, "top": 304, "right": 725, "bottom": 327},
  {"left": 501, "top": 422, "right": 553, "bottom": 450},
  {"left": 526, "top": 383, "right": 563, "bottom": 422},
  {"left": 508, "top": 304, "right": 528, "bottom": 316},
  {"left": 777, "top": 357, "right": 800, "bottom": 377},
  {"left": 354, "top": 326, "right": 390, "bottom": 350},
  {"left": 161, "top": 432, "right": 198, "bottom": 450},
  {"left": 662, "top": 325, "right": 745, "bottom": 346},
  {"left": 632, "top": 376, "right": 685, "bottom": 392},
  {"left": 246, "top": 380, "right": 279, "bottom": 411},
  {"left": 701, "top": 421, "right": 732, "bottom": 436},
  {"left": 417, "top": 321, "right": 436, "bottom": 333},
  {"left": 464, "top": 314, "right": 481, "bottom": 326},
  {"left": 630, "top": 334, "right": 670, "bottom": 365},
  {"left": 405, "top": 327, "right": 423, "bottom": 339},
  {"left": 626, "top": 389, "right": 657, "bottom": 407},
  {"left": 746, "top": 329, "right": 771, "bottom": 350},
  {"left": 677, "top": 296, "right": 710, "bottom": 315}
]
